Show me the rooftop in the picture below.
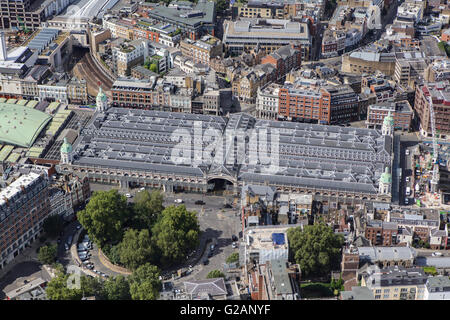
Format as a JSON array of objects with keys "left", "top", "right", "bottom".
[{"left": 0, "top": 103, "right": 52, "bottom": 148}]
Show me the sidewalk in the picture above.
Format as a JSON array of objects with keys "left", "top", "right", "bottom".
[{"left": 0, "top": 237, "right": 43, "bottom": 279}]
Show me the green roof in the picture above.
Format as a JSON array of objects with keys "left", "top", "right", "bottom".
[
  {"left": 17, "top": 99, "right": 28, "bottom": 106},
  {"left": 0, "top": 103, "right": 52, "bottom": 148},
  {"left": 0, "top": 145, "right": 13, "bottom": 161},
  {"left": 380, "top": 167, "right": 392, "bottom": 184},
  {"left": 60, "top": 137, "right": 72, "bottom": 153},
  {"left": 6, "top": 152, "right": 20, "bottom": 163},
  {"left": 26, "top": 100, "right": 38, "bottom": 108}
]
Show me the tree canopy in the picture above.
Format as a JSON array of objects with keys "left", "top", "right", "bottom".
[
  {"left": 287, "top": 224, "right": 344, "bottom": 278},
  {"left": 132, "top": 190, "right": 164, "bottom": 229},
  {"left": 129, "top": 263, "right": 161, "bottom": 300},
  {"left": 226, "top": 252, "right": 239, "bottom": 264},
  {"left": 46, "top": 270, "right": 83, "bottom": 300},
  {"left": 43, "top": 215, "right": 64, "bottom": 238},
  {"left": 151, "top": 205, "right": 200, "bottom": 266},
  {"left": 118, "top": 228, "right": 155, "bottom": 270},
  {"left": 38, "top": 244, "right": 57, "bottom": 265},
  {"left": 77, "top": 190, "right": 130, "bottom": 247},
  {"left": 102, "top": 275, "right": 131, "bottom": 300},
  {"left": 207, "top": 270, "right": 225, "bottom": 279}
]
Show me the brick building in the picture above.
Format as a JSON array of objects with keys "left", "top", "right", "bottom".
[
  {"left": 365, "top": 220, "right": 399, "bottom": 246},
  {"left": 0, "top": 172, "right": 50, "bottom": 269},
  {"left": 278, "top": 83, "right": 360, "bottom": 124},
  {"left": 260, "top": 44, "right": 301, "bottom": 82},
  {"left": 366, "top": 100, "right": 413, "bottom": 131},
  {"left": 414, "top": 81, "right": 450, "bottom": 139}
]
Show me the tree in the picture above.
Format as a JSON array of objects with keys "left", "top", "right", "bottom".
[
  {"left": 207, "top": 270, "right": 225, "bottom": 279},
  {"left": 77, "top": 190, "right": 130, "bottom": 247},
  {"left": 118, "top": 229, "right": 155, "bottom": 270},
  {"left": 43, "top": 215, "right": 64, "bottom": 238},
  {"left": 132, "top": 190, "right": 164, "bottom": 229},
  {"left": 287, "top": 224, "right": 344, "bottom": 278},
  {"left": 226, "top": 252, "right": 239, "bottom": 264},
  {"left": 150, "top": 63, "right": 158, "bottom": 73},
  {"left": 38, "top": 244, "right": 57, "bottom": 265},
  {"left": 129, "top": 263, "right": 161, "bottom": 300},
  {"left": 80, "top": 275, "right": 103, "bottom": 298},
  {"left": 102, "top": 243, "right": 122, "bottom": 266},
  {"left": 216, "top": 0, "right": 227, "bottom": 12},
  {"left": 151, "top": 205, "right": 200, "bottom": 266},
  {"left": 46, "top": 270, "right": 83, "bottom": 300},
  {"left": 102, "top": 275, "right": 131, "bottom": 300}
]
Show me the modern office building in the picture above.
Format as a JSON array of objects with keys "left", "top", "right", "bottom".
[
  {"left": 145, "top": 0, "right": 216, "bottom": 40},
  {"left": 223, "top": 19, "right": 311, "bottom": 60}
]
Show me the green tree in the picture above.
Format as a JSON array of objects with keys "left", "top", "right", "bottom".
[
  {"left": 43, "top": 215, "right": 64, "bottom": 238},
  {"left": 77, "top": 190, "right": 130, "bottom": 247},
  {"left": 80, "top": 275, "right": 103, "bottom": 298},
  {"left": 129, "top": 263, "right": 161, "bottom": 300},
  {"left": 150, "top": 63, "right": 158, "bottom": 73},
  {"left": 207, "top": 270, "right": 225, "bottom": 279},
  {"left": 287, "top": 224, "right": 344, "bottom": 278},
  {"left": 132, "top": 190, "right": 164, "bottom": 229},
  {"left": 102, "top": 275, "right": 131, "bottom": 300},
  {"left": 103, "top": 243, "right": 122, "bottom": 266},
  {"left": 151, "top": 205, "right": 200, "bottom": 266},
  {"left": 118, "top": 228, "right": 155, "bottom": 270},
  {"left": 38, "top": 244, "right": 57, "bottom": 265},
  {"left": 46, "top": 270, "right": 83, "bottom": 300},
  {"left": 226, "top": 252, "right": 239, "bottom": 264},
  {"left": 216, "top": 0, "right": 227, "bottom": 12}
]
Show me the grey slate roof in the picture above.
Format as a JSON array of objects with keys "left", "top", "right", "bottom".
[{"left": 72, "top": 108, "right": 392, "bottom": 194}]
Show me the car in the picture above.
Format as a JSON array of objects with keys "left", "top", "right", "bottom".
[
  {"left": 207, "top": 251, "right": 213, "bottom": 258},
  {"left": 139, "top": 187, "right": 145, "bottom": 192},
  {"left": 76, "top": 225, "right": 81, "bottom": 230},
  {"left": 210, "top": 244, "right": 215, "bottom": 251},
  {"left": 125, "top": 193, "right": 132, "bottom": 198},
  {"left": 195, "top": 200, "right": 205, "bottom": 205},
  {"left": 432, "top": 252, "right": 443, "bottom": 257},
  {"left": 404, "top": 198, "right": 409, "bottom": 204},
  {"left": 223, "top": 203, "right": 232, "bottom": 209},
  {"left": 64, "top": 244, "right": 69, "bottom": 251},
  {"left": 202, "top": 258, "right": 209, "bottom": 265},
  {"left": 57, "top": 238, "right": 61, "bottom": 244},
  {"left": 87, "top": 264, "right": 94, "bottom": 270},
  {"left": 406, "top": 177, "right": 410, "bottom": 182},
  {"left": 405, "top": 149, "right": 410, "bottom": 155},
  {"left": 80, "top": 255, "right": 90, "bottom": 261},
  {"left": 232, "top": 242, "right": 238, "bottom": 248},
  {"left": 174, "top": 199, "right": 184, "bottom": 203},
  {"left": 232, "top": 235, "right": 238, "bottom": 242}
]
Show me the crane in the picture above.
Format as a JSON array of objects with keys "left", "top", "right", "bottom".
[{"left": 427, "top": 95, "right": 439, "bottom": 193}]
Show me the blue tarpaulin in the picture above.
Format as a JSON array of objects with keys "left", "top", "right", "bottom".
[{"left": 272, "top": 233, "right": 285, "bottom": 245}]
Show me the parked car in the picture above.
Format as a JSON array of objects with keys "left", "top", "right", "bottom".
[
  {"left": 404, "top": 198, "right": 409, "bottom": 205},
  {"left": 139, "top": 187, "right": 145, "bottom": 192},
  {"left": 232, "top": 242, "right": 238, "bottom": 249},
  {"left": 406, "top": 177, "right": 410, "bottom": 182},
  {"left": 64, "top": 244, "right": 69, "bottom": 251},
  {"left": 76, "top": 225, "right": 81, "bottom": 230},
  {"left": 432, "top": 252, "right": 443, "bottom": 257},
  {"left": 223, "top": 203, "right": 232, "bottom": 209},
  {"left": 232, "top": 235, "right": 238, "bottom": 241},
  {"left": 125, "top": 193, "right": 132, "bottom": 198},
  {"left": 174, "top": 199, "right": 184, "bottom": 203},
  {"left": 195, "top": 200, "right": 205, "bottom": 205},
  {"left": 202, "top": 258, "right": 209, "bottom": 265},
  {"left": 405, "top": 149, "right": 410, "bottom": 155},
  {"left": 210, "top": 244, "right": 215, "bottom": 251}
]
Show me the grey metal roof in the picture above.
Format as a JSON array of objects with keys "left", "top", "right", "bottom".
[
  {"left": 184, "top": 278, "right": 227, "bottom": 297},
  {"left": 73, "top": 108, "right": 392, "bottom": 194},
  {"left": 358, "top": 246, "right": 417, "bottom": 262}
]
